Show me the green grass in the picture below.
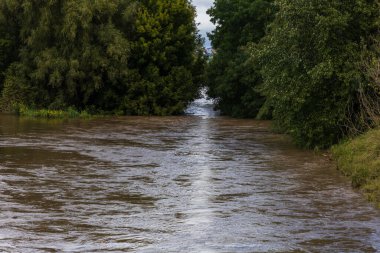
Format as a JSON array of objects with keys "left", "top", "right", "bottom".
[
  {"left": 18, "top": 105, "right": 92, "bottom": 119},
  {"left": 331, "top": 128, "right": 380, "bottom": 208}
]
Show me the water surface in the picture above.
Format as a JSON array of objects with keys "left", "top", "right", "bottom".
[{"left": 0, "top": 99, "right": 379, "bottom": 252}]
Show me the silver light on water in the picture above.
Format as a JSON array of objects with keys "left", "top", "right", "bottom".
[{"left": 185, "top": 88, "right": 220, "bottom": 118}]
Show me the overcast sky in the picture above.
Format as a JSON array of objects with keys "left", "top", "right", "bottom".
[{"left": 193, "top": 0, "right": 215, "bottom": 48}]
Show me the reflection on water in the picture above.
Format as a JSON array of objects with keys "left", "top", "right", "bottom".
[
  {"left": 0, "top": 98, "right": 379, "bottom": 252},
  {"left": 185, "top": 88, "right": 219, "bottom": 118}
]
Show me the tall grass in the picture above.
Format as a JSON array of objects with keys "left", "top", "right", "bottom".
[
  {"left": 18, "top": 105, "right": 91, "bottom": 119},
  {"left": 332, "top": 129, "right": 380, "bottom": 208}
]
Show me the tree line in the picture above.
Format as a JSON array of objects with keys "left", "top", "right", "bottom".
[
  {"left": 0, "top": 0, "right": 205, "bottom": 115},
  {"left": 207, "top": 0, "right": 380, "bottom": 148},
  {"left": 1, "top": 0, "right": 379, "bottom": 149}
]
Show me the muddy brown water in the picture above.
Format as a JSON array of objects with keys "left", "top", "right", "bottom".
[{"left": 0, "top": 98, "right": 379, "bottom": 252}]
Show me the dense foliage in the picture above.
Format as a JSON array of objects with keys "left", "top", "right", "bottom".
[
  {"left": 0, "top": 0, "right": 204, "bottom": 115},
  {"left": 207, "top": 0, "right": 380, "bottom": 148},
  {"left": 254, "top": 0, "right": 379, "bottom": 148},
  {"left": 125, "top": 0, "right": 205, "bottom": 115},
  {"left": 0, "top": 1, "right": 20, "bottom": 89},
  {"left": 206, "top": 0, "right": 276, "bottom": 117}
]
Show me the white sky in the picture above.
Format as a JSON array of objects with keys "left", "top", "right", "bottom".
[{"left": 192, "top": 0, "right": 215, "bottom": 48}]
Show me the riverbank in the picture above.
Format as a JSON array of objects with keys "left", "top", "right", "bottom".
[
  {"left": 16, "top": 106, "right": 93, "bottom": 119},
  {"left": 8, "top": 104, "right": 380, "bottom": 209},
  {"left": 332, "top": 128, "right": 380, "bottom": 208}
]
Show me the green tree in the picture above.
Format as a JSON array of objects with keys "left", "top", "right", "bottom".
[
  {"left": 2, "top": 0, "right": 133, "bottom": 111},
  {"left": 0, "top": 0, "right": 204, "bottom": 115},
  {"left": 0, "top": 0, "right": 20, "bottom": 91},
  {"left": 253, "top": 0, "right": 380, "bottom": 148},
  {"left": 122, "top": 0, "right": 205, "bottom": 115},
  {"left": 206, "top": 0, "right": 276, "bottom": 117}
]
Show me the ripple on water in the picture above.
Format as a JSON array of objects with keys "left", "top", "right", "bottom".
[{"left": 0, "top": 112, "right": 379, "bottom": 252}]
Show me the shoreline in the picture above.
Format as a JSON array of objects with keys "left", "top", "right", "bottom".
[
  {"left": 332, "top": 129, "right": 380, "bottom": 208},
  {"left": 3, "top": 109, "right": 379, "bottom": 208}
]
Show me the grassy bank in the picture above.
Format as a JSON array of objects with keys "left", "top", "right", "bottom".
[
  {"left": 332, "top": 129, "right": 380, "bottom": 208},
  {"left": 18, "top": 106, "right": 92, "bottom": 119}
]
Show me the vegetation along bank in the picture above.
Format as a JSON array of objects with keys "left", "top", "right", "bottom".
[
  {"left": 332, "top": 129, "right": 380, "bottom": 208},
  {"left": 207, "top": 0, "right": 380, "bottom": 205},
  {"left": 0, "top": 0, "right": 206, "bottom": 116}
]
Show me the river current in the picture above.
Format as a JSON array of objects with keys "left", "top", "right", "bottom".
[{"left": 0, "top": 94, "right": 379, "bottom": 252}]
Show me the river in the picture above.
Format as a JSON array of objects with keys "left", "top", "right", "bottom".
[{"left": 0, "top": 95, "right": 379, "bottom": 252}]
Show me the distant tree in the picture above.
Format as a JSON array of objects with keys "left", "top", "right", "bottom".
[
  {"left": 206, "top": 0, "right": 276, "bottom": 117},
  {"left": 253, "top": 0, "right": 380, "bottom": 148}
]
